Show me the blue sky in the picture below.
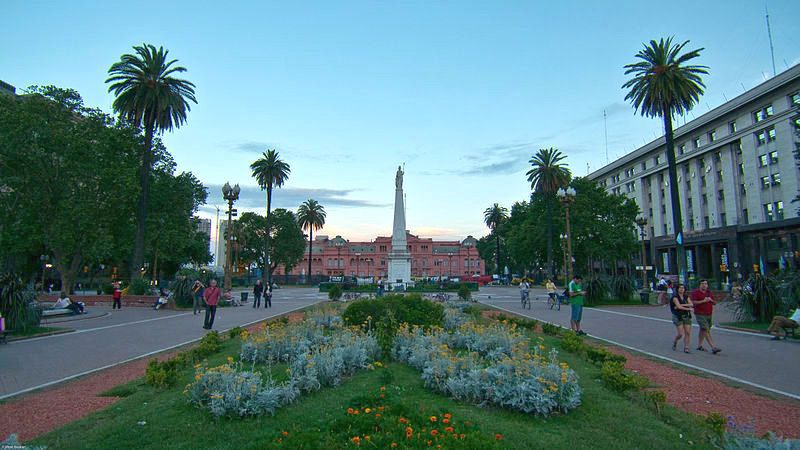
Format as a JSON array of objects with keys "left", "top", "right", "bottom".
[{"left": 3, "top": 1, "right": 799, "bottom": 250}]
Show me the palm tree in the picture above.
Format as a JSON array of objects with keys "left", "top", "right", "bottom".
[
  {"left": 623, "top": 37, "right": 708, "bottom": 283},
  {"left": 106, "top": 43, "right": 197, "bottom": 280},
  {"left": 297, "top": 199, "right": 326, "bottom": 285},
  {"left": 526, "top": 148, "right": 571, "bottom": 277},
  {"left": 250, "top": 149, "right": 291, "bottom": 288},
  {"left": 483, "top": 203, "right": 509, "bottom": 278}
]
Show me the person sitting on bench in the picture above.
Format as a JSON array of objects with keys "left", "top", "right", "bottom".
[
  {"left": 56, "top": 291, "right": 85, "bottom": 314},
  {"left": 767, "top": 308, "right": 800, "bottom": 340}
]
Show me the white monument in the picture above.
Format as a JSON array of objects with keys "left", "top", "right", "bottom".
[{"left": 386, "top": 165, "right": 412, "bottom": 288}]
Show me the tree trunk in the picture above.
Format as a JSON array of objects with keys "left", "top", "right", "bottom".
[
  {"left": 546, "top": 198, "right": 554, "bottom": 278},
  {"left": 307, "top": 228, "right": 314, "bottom": 285},
  {"left": 663, "top": 112, "right": 685, "bottom": 283},
  {"left": 55, "top": 251, "right": 82, "bottom": 296},
  {"left": 262, "top": 186, "right": 272, "bottom": 289},
  {"left": 131, "top": 122, "right": 155, "bottom": 281}
]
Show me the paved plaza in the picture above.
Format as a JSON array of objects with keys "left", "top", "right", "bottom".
[
  {"left": 478, "top": 286, "right": 800, "bottom": 400},
  {"left": 0, "top": 288, "right": 326, "bottom": 400}
]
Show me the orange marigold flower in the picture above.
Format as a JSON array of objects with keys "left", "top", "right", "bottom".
[
  {"left": 353, "top": 410, "right": 360, "bottom": 415},
  {"left": 364, "top": 435, "right": 370, "bottom": 440},
  {"left": 281, "top": 431, "right": 289, "bottom": 436},
  {"left": 429, "top": 416, "right": 438, "bottom": 423},
  {"left": 351, "top": 436, "right": 361, "bottom": 445},
  {"left": 443, "top": 413, "right": 452, "bottom": 419},
  {"left": 380, "top": 386, "right": 386, "bottom": 391},
  {"left": 459, "top": 434, "right": 466, "bottom": 440},
  {"left": 444, "top": 427, "right": 454, "bottom": 433},
  {"left": 364, "top": 408, "right": 371, "bottom": 414},
  {"left": 375, "top": 413, "right": 382, "bottom": 418},
  {"left": 391, "top": 443, "right": 398, "bottom": 448},
  {"left": 427, "top": 440, "right": 432, "bottom": 446},
  {"left": 380, "top": 394, "right": 385, "bottom": 398},
  {"left": 347, "top": 407, "right": 355, "bottom": 414},
  {"left": 399, "top": 417, "right": 408, "bottom": 424},
  {"left": 405, "top": 427, "right": 413, "bottom": 438},
  {"left": 495, "top": 433, "right": 503, "bottom": 440},
  {"left": 431, "top": 430, "right": 439, "bottom": 436},
  {"left": 378, "top": 406, "right": 385, "bottom": 412},
  {"left": 442, "top": 418, "right": 450, "bottom": 424}
]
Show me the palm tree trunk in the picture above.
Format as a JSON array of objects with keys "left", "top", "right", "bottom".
[
  {"left": 307, "top": 228, "right": 313, "bottom": 285},
  {"left": 663, "top": 112, "right": 685, "bottom": 283},
  {"left": 131, "top": 123, "right": 155, "bottom": 281},
  {"left": 263, "top": 186, "right": 272, "bottom": 289},
  {"left": 546, "top": 198, "right": 554, "bottom": 278}
]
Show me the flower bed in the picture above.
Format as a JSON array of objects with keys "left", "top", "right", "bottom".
[
  {"left": 186, "top": 315, "right": 379, "bottom": 418},
  {"left": 393, "top": 307, "right": 581, "bottom": 416}
]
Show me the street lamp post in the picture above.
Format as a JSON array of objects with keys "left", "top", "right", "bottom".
[
  {"left": 222, "top": 182, "right": 240, "bottom": 291},
  {"left": 560, "top": 234, "right": 568, "bottom": 282},
  {"left": 447, "top": 253, "right": 454, "bottom": 281},
  {"left": 557, "top": 187, "right": 576, "bottom": 280},
  {"left": 636, "top": 216, "right": 649, "bottom": 304}
]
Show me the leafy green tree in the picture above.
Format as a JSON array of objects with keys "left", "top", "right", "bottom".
[
  {"left": 106, "top": 43, "right": 197, "bottom": 280},
  {"left": 236, "top": 210, "right": 304, "bottom": 285},
  {"left": 623, "top": 37, "right": 708, "bottom": 282},
  {"left": 526, "top": 148, "right": 571, "bottom": 277},
  {"left": 250, "top": 149, "right": 290, "bottom": 288},
  {"left": 297, "top": 199, "right": 326, "bottom": 284},
  {"left": 483, "top": 203, "right": 508, "bottom": 278},
  {"left": 0, "top": 86, "right": 141, "bottom": 290}
]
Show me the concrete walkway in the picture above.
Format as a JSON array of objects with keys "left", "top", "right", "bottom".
[
  {"left": 0, "top": 288, "right": 326, "bottom": 400},
  {"left": 478, "top": 286, "right": 800, "bottom": 400}
]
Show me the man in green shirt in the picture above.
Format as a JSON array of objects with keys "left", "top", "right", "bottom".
[{"left": 569, "top": 274, "right": 587, "bottom": 336}]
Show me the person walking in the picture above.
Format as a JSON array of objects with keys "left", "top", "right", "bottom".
[
  {"left": 690, "top": 279, "right": 721, "bottom": 354},
  {"left": 670, "top": 284, "right": 694, "bottom": 353},
  {"left": 264, "top": 285, "right": 272, "bottom": 308},
  {"left": 568, "top": 274, "right": 586, "bottom": 335},
  {"left": 202, "top": 279, "right": 221, "bottom": 330},
  {"left": 192, "top": 280, "right": 205, "bottom": 315},
  {"left": 112, "top": 282, "right": 122, "bottom": 309},
  {"left": 767, "top": 308, "right": 800, "bottom": 340},
  {"left": 253, "top": 280, "right": 263, "bottom": 308}
]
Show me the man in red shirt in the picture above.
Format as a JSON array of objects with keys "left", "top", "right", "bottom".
[
  {"left": 202, "top": 279, "right": 221, "bottom": 330},
  {"left": 690, "top": 279, "right": 721, "bottom": 354}
]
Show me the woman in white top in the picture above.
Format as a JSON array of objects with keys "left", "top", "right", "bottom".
[{"left": 54, "top": 292, "right": 71, "bottom": 309}]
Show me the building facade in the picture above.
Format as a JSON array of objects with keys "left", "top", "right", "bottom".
[
  {"left": 273, "top": 233, "right": 485, "bottom": 281},
  {"left": 588, "top": 64, "right": 800, "bottom": 281}
]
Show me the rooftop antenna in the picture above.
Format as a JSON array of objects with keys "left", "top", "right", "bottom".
[
  {"left": 586, "top": 162, "right": 590, "bottom": 175},
  {"left": 603, "top": 109, "right": 609, "bottom": 164},
  {"left": 723, "top": 93, "right": 728, "bottom": 102},
  {"left": 740, "top": 82, "right": 747, "bottom": 92},
  {"left": 766, "top": 4, "right": 777, "bottom": 77}
]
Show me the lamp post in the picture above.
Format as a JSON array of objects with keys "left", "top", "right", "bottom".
[
  {"left": 557, "top": 187, "right": 576, "bottom": 280},
  {"left": 355, "top": 252, "right": 362, "bottom": 278},
  {"left": 447, "top": 252, "right": 454, "bottom": 281},
  {"left": 222, "top": 182, "right": 240, "bottom": 291},
  {"left": 636, "top": 216, "right": 649, "bottom": 303},
  {"left": 560, "top": 234, "right": 568, "bottom": 282}
]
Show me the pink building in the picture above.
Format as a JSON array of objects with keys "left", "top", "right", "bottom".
[{"left": 274, "top": 233, "right": 485, "bottom": 280}]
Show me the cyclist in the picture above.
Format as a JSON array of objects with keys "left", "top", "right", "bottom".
[
  {"left": 520, "top": 279, "right": 530, "bottom": 308},
  {"left": 546, "top": 278, "right": 559, "bottom": 310}
]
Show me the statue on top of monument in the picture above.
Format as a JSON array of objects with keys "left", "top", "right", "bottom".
[{"left": 395, "top": 165, "right": 403, "bottom": 189}]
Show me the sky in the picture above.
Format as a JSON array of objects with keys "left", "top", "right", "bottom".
[{"left": 3, "top": 0, "right": 799, "bottom": 257}]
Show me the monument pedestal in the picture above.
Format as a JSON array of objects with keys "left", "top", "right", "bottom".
[{"left": 384, "top": 165, "right": 412, "bottom": 290}]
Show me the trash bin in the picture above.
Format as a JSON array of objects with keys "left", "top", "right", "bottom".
[
  {"left": 639, "top": 291, "right": 649, "bottom": 304},
  {"left": 240, "top": 292, "right": 249, "bottom": 303}
]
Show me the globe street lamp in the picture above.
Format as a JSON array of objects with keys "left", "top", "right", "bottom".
[
  {"left": 557, "top": 187, "right": 576, "bottom": 280},
  {"left": 222, "top": 182, "right": 240, "bottom": 291},
  {"left": 635, "top": 216, "right": 649, "bottom": 303}
]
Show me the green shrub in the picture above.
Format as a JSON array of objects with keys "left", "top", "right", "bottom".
[
  {"left": 457, "top": 283, "right": 472, "bottom": 301},
  {"left": 611, "top": 275, "right": 635, "bottom": 302},
  {"left": 170, "top": 276, "right": 195, "bottom": 307},
  {"left": 101, "top": 283, "right": 116, "bottom": 295},
  {"left": 585, "top": 277, "right": 608, "bottom": 306},
  {"left": 704, "top": 411, "right": 726, "bottom": 437},
  {"left": 560, "top": 331, "right": 586, "bottom": 353},
  {"left": 342, "top": 294, "right": 444, "bottom": 331},
  {"left": 145, "top": 358, "right": 181, "bottom": 388},
  {"left": 228, "top": 326, "right": 245, "bottom": 339},
  {"left": 1, "top": 272, "right": 39, "bottom": 332},
  {"left": 99, "top": 384, "right": 138, "bottom": 398},
  {"left": 541, "top": 322, "right": 562, "bottom": 336},
  {"left": 128, "top": 278, "right": 151, "bottom": 295},
  {"left": 462, "top": 305, "right": 483, "bottom": 318},
  {"left": 644, "top": 389, "right": 666, "bottom": 416},
  {"left": 586, "top": 346, "right": 627, "bottom": 365},
  {"left": 600, "top": 361, "right": 647, "bottom": 392},
  {"left": 328, "top": 284, "right": 343, "bottom": 301}
]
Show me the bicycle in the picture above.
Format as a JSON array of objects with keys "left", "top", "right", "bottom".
[
  {"left": 548, "top": 293, "right": 565, "bottom": 311},
  {"left": 520, "top": 291, "right": 531, "bottom": 309}
]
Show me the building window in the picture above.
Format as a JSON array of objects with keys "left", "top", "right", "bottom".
[
  {"left": 687, "top": 198, "right": 693, "bottom": 208},
  {"left": 769, "top": 150, "right": 778, "bottom": 164},
  {"left": 687, "top": 215, "right": 694, "bottom": 231},
  {"left": 679, "top": 144, "right": 686, "bottom": 155},
  {"left": 718, "top": 190, "right": 724, "bottom": 201},
  {"left": 379, "top": 245, "right": 387, "bottom": 252},
  {"left": 716, "top": 170, "right": 723, "bottom": 182},
  {"left": 647, "top": 192, "right": 652, "bottom": 202},
  {"left": 742, "top": 208, "right": 749, "bottom": 224},
  {"left": 768, "top": 127, "right": 776, "bottom": 142},
  {"left": 661, "top": 204, "right": 666, "bottom": 214},
  {"left": 708, "top": 130, "right": 716, "bottom": 142},
  {"left": 764, "top": 203, "right": 774, "bottom": 221},
  {"left": 720, "top": 213, "right": 727, "bottom": 226},
  {"left": 613, "top": 187, "right": 621, "bottom": 195},
  {"left": 648, "top": 207, "right": 653, "bottom": 217},
  {"left": 761, "top": 176, "right": 771, "bottom": 189},
  {"left": 754, "top": 105, "right": 773, "bottom": 122},
  {"left": 729, "top": 121, "right": 737, "bottom": 133},
  {"left": 641, "top": 161, "right": 647, "bottom": 171},
  {"left": 771, "top": 173, "right": 781, "bottom": 186},
  {"left": 702, "top": 193, "right": 708, "bottom": 205},
  {"left": 686, "top": 181, "right": 692, "bottom": 193},
  {"left": 626, "top": 182, "right": 636, "bottom": 192},
  {"left": 738, "top": 163, "right": 745, "bottom": 175},
  {"left": 701, "top": 176, "right": 707, "bottom": 188},
  {"left": 714, "top": 151, "right": 721, "bottom": 163},
  {"left": 693, "top": 137, "right": 701, "bottom": 148},
  {"left": 759, "top": 154, "right": 769, "bottom": 166},
  {"left": 654, "top": 155, "right": 662, "bottom": 165},
  {"left": 776, "top": 201, "right": 784, "bottom": 220},
  {"left": 790, "top": 92, "right": 799, "bottom": 106},
  {"left": 740, "top": 183, "right": 746, "bottom": 195},
  {"left": 704, "top": 216, "right": 710, "bottom": 229}
]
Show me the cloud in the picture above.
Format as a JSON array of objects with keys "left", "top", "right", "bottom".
[
  {"left": 204, "top": 184, "right": 390, "bottom": 211},
  {"left": 462, "top": 159, "right": 521, "bottom": 175},
  {"left": 230, "top": 141, "right": 280, "bottom": 154}
]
